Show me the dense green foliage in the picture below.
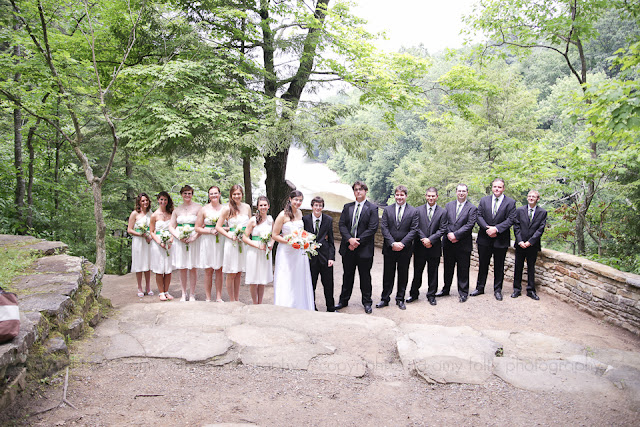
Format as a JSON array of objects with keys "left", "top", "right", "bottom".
[
  {"left": 1, "top": 0, "right": 639, "bottom": 274},
  {"left": 327, "top": 2, "right": 640, "bottom": 272}
]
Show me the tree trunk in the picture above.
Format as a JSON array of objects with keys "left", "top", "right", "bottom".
[
  {"left": 125, "top": 150, "right": 135, "bottom": 204},
  {"left": 264, "top": 147, "right": 293, "bottom": 217},
  {"left": 26, "top": 122, "right": 37, "bottom": 228},
  {"left": 243, "top": 154, "right": 252, "bottom": 206},
  {"left": 14, "top": 105, "right": 25, "bottom": 225},
  {"left": 91, "top": 180, "right": 107, "bottom": 272}
]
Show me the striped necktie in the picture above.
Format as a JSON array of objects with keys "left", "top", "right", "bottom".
[{"left": 351, "top": 203, "right": 361, "bottom": 236}]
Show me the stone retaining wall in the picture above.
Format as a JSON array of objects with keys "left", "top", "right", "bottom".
[
  {"left": 308, "top": 209, "right": 640, "bottom": 336},
  {"left": 0, "top": 235, "right": 105, "bottom": 410},
  {"left": 469, "top": 237, "right": 640, "bottom": 336}
]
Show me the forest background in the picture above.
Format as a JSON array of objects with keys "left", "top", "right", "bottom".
[{"left": 1, "top": 0, "right": 639, "bottom": 275}]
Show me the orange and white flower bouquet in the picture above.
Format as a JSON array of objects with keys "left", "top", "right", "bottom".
[{"left": 285, "top": 229, "right": 321, "bottom": 259}]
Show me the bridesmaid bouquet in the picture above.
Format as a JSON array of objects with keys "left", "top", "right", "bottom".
[
  {"left": 285, "top": 229, "right": 321, "bottom": 259},
  {"left": 136, "top": 223, "right": 151, "bottom": 244},
  {"left": 178, "top": 224, "right": 195, "bottom": 251},
  {"left": 159, "top": 230, "right": 172, "bottom": 257},
  {"left": 259, "top": 231, "right": 272, "bottom": 260},
  {"left": 206, "top": 213, "right": 220, "bottom": 243},
  {"left": 232, "top": 227, "right": 245, "bottom": 253}
]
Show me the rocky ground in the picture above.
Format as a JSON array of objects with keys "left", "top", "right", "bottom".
[{"left": 3, "top": 248, "right": 640, "bottom": 426}]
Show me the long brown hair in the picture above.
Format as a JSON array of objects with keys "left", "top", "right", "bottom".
[
  {"left": 157, "top": 191, "right": 174, "bottom": 214},
  {"left": 255, "top": 196, "right": 270, "bottom": 225},
  {"left": 284, "top": 190, "right": 303, "bottom": 220},
  {"left": 135, "top": 193, "right": 150, "bottom": 213},
  {"left": 229, "top": 184, "right": 244, "bottom": 217}
]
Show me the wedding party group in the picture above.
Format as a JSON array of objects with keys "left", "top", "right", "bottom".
[
  {"left": 128, "top": 177, "right": 547, "bottom": 313},
  {"left": 128, "top": 184, "right": 324, "bottom": 310}
]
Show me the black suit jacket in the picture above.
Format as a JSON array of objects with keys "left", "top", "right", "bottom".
[
  {"left": 380, "top": 203, "right": 418, "bottom": 256},
  {"left": 513, "top": 205, "right": 547, "bottom": 251},
  {"left": 442, "top": 200, "right": 478, "bottom": 253},
  {"left": 476, "top": 195, "right": 517, "bottom": 249},
  {"left": 338, "top": 200, "right": 379, "bottom": 258},
  {"left": 303, "top": 213, "right": 336, "bottom": 267},
  {"left": 414, "top": 204, "right": 448, "bottom": 258}
]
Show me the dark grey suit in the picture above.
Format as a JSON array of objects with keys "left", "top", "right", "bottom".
[
  {"left": 303, "top": 213, "right": 336, "bottom": 311},
  {"left": 409, "top": 204, "right": 447, "bottom": 299},
  {"left": 513, "top": 205, "right": 547, "bottom": 293},
  {"left": 475, "top": 195, "right": 517, "bottom": 293},
  {"left": 380, "top": 203, "right": 419, "bottom": 303},
  {"left": 338, "top": 200, "right": 379, "bottom": 306},
  {"left": 442, "top": 200, "right": 477, "bottom": 297}
]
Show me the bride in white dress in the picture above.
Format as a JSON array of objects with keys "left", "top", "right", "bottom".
[{"left": 272, "top": 190, "right": 314, "bottom": 311}]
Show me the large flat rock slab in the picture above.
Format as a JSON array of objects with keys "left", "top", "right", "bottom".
[
  {"left": 31, "top": 255, "right": 82, "bottom": 274},
  {"left": 13, "top": 273, "right": 81, "bottom": 296},
  {"left": 397, "top": 324, "right": 501, "bottom": 384},
  {"left": 0, "top": 235, "right": 67, "bottom": 255},
  {"left": 87, "top": 302, "right": 401, "bottom": 379}
]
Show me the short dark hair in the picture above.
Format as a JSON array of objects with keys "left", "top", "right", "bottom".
[
  {"left": 492, "top": 178, "right": 505, "bottom": 186},
  {"left": 394, "top": 185, "right": 408, "bottom": 196},
  {"left": 352, "top": 180, "right": 368, "bottom": 192},
  {"left": 425, "top": 187, "right": 438, "bottom": 195},
  {"left": 180, "top": 185, "right": 194, "bottom": 195},
  {"left": 311, "top": 196, "right": 325, "bottom": 207}
]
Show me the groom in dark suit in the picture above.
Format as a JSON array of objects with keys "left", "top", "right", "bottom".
[
  {"left": 441, "top": 183, "right": 477, "bottom": 302},
  {"left": 335, "top": 181, "right": 379, "bottom": 314},
  {"left": 377, "top": 185, "right": 419, "bottom": 310},
  {"left": 471, "top": 178, "right": 517, "bottom": 301},
  {"left": 407, "top": 187, "right": 448, "bottom": 305},
  {"left": 512, "top": 190, "right": 547, "bottom": 300},
  {"left": 303, "top": 196, "right": 336, "bottom": 311}
]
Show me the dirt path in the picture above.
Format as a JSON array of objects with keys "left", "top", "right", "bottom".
[{"left": 4, "top": 247, "right": 639, "bottom": 426}]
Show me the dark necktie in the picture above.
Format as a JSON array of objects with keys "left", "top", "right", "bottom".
[
  {"left": 428, "top": 206, "right": 433, "bottom": 221},
  {"left": 351, "top": 203, "right": 361, "bottom": 236},
  {"left": 529, "top": 208, "right": 534, "bottom": 222}
]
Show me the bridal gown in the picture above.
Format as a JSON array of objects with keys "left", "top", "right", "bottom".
[{"left": 273, "top": 220, "right": 314, "bottom": 310}]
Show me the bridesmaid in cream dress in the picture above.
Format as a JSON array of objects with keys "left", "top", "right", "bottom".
[
  {"left": 170, "top": 185, "right": 202, "bottom": 301},
  {"left": 150, "top": 191, "right": 175, "bottom": 301},
  {"left": 195, "top": 186, "right": 225, "bottom": 302},
  {"left": 216, "top": 184, "right": 252, "bottom": 302},
  {"left": 242, "top": 196, "right": 274, "bottom": 304},
  {"left": 127, "top": 192, "right": 152, "bottom": 298}
]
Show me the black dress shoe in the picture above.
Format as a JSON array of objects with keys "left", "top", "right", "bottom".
[
  {"left": 470, "top": 289, "right": 484, "bottom": 297},
  {"left": 527, "top": 291, "right": 540, "bottom": 301},
  {"left": 459, "top": 295, "right": 467, "bottom": 303},
  {"left": 334, "top": 303, "right": 347, "bottom": 310},
  {"left": 511, "top": 291, "right": 521, "bottom": 298},
  {"left": 364, "top": 304, "right": 372, "bottom": 314},
  {"left": 375, "top": 300, "right": 389, "bottom": 308},
  {"left": 427, "top": 296, "right": 437, "bottom": 306},
  {"left": 494, "top": 291, "right": 503, "bottom": 301},
  {"left": 435, "top": 291, "right": 449, "bottom": 297},
  {"left": 405, "top": 296, "right": 419, "bottom": 303},
  {"left": 396, "top": 300, "right": 406, "bottom": 310}
]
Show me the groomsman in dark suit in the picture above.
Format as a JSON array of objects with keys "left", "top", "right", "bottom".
[
  {"left": 303, "top": 196, "right": 336, "bottom": 311},
  {"left": 377, "top": 185, "right": 419, "bottom": 310},
  {"left": 512, "top": 190, "right": 547, "bottom": 300},
  {"left": 407, "top": 187, "right": 447, "bottom": 306},
  {"left": 471, "top": 178, "right": 517, "bottom": 301},
  {"left": 441, "top": 184, "right": 477, "bottom": 302},
  {"left": 335, "top": 181, "right": 379, "bottom": 314}
]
